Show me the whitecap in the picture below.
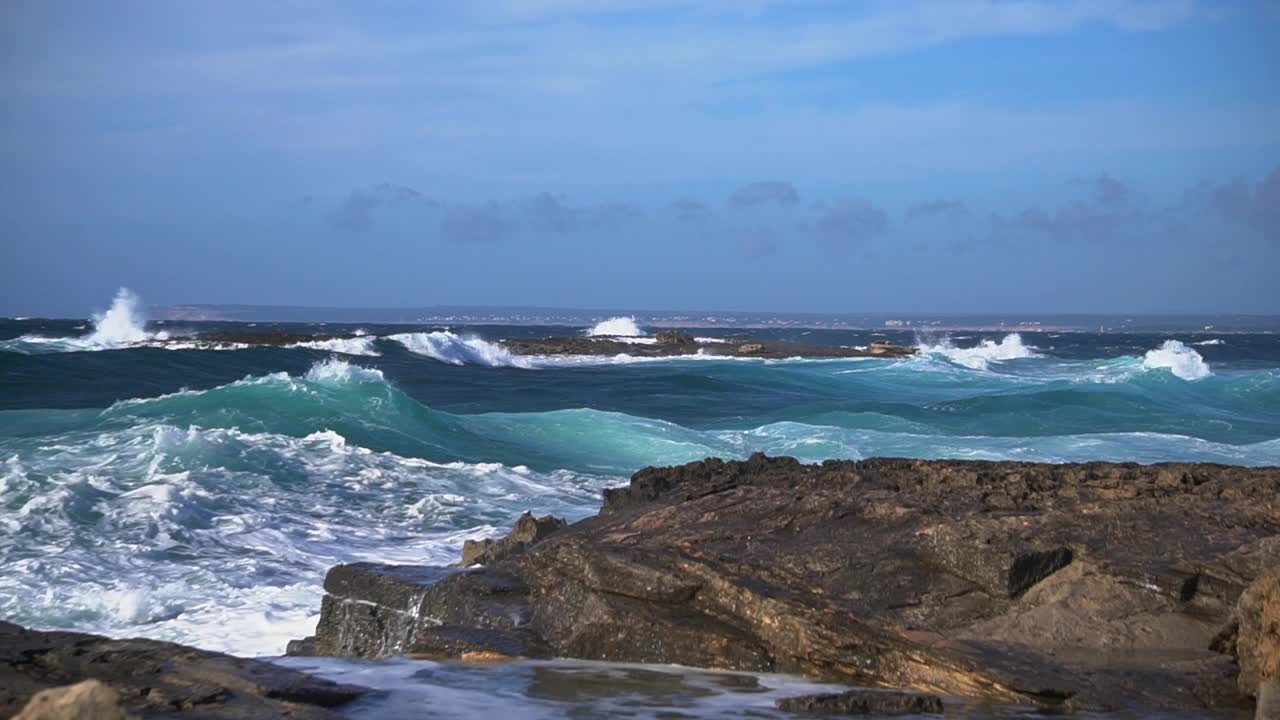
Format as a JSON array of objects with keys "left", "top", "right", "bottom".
[
  {"left": 915, "top": 333, "right": 1039, "bottom": 370},
  {"left": 1142, "top": 340, "right": 1211, "bottom": 381},
  {"left": 287, "top": 336, "right": 381, "bottom": 356},
  {"left": 390, "top": 331, "right": 532, "bottom": 368}
]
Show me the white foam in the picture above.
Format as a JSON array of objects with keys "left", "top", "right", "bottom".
[
  {"left": 390, "top": 331, "right": 532, "bottom": 368},
  {"left": 1142, "top": 340, "right": 1211, "bottom": 380},
  {"left": 303, "top": 357, "right": 387, "bottom": 384},
  {"left": 287, "top": 336, "right": 381, "bottom": 356},
  {"left": 586, "top": 316, "right": 644, "bottom": 337},
  {"left": 1193, "top": 338, "right": 1224, "bottom": 346},
  {"left": 916, "top": 333, "right": 1039, "bottom": 370},
  {"left": 0, "top": 421, "right": 617, "bottom": 656}
]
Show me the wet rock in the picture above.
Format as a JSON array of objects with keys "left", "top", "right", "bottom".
[
  {"left": 775, "top": 689, "right": 943, "bottom": 715},
  {"left": 459, "top": 511, "right": 566, "bottom": 567},
  {"left": 0, "top": 622, "right": 365, "bottom": 719},
  {"left": 13, "top": 680, "right": 131, "bottom": 720},
  {"left": 307, "top": 455, "right": 1280, "bottom": 714}
]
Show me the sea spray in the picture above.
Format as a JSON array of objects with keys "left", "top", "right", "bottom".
[
  {"left": 587, "top": 316, "right": 644, "bottom": 336},
  {"left": 89, "top": 288, "right": 157, "bottom": 344}
]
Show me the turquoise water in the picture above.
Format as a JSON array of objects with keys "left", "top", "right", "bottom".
[{"left": 0, "top": 313, "right": 1275, "bottom": 717}]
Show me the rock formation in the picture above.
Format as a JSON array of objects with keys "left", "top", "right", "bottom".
[
  {"left": 0, "top": 622, "right": 365, "bottom": 719},
  {"left": 301, "top": 454, "right": 1280, "bottom": 714}
]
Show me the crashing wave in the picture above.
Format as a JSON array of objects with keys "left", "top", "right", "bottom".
[
  {"left": 389, "top": 331, "right": 532, "bottom": 368},
  {"left": 1142, "top": 340, "right": 1211, "bottom": 381},
  {"left": 586, "top": 316, "right": 644, "bottom": 337},
  {"left": 286, "top": 336, "right": 381, "bottom": 356},
  {"left": 89, "top": 288, "right": 155, "bottom": 344},
  {"left": 1, "top": 287, "right": 165, "bottom": 353},
  {"left": 915, "top": 333, "right": 1039, "bottom": 370}
]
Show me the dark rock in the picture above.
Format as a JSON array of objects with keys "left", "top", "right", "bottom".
[
  {"left": 776, "top": 689, "right": 943, "bottom": 715},
  {"left": 459, "top": 512, "right": 566, "bottom": 567},
  {"left": 306, "top": 455, "right": 1280, "bottom": 714},
  {"left": 0, "top": 622, "right": 365, "bottom": 719},
  {"left": 285, "top": 636, "right": 318, "bottom": 657},
  {"left": 654, "top": 330, "right": 696, "bottom": 345},
  {"left": 500, "top": 336, "right": 915, "bottom": 359}
]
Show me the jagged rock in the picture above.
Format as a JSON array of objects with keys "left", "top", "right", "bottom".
[
  {"left": 306, "top": 455, "right": 1280, "bottom": 714},
  {"left": 0, "top": 622, "right": 365, "bottom": 719},
  {"left": 13, "top": 680, "right": 131, "bottom": 720},
  {"left": 775, "top": 689, "right": 943, "bottom": 715},
  {"left": 459, "top": 512, "right": 566, "bottom": 567}
]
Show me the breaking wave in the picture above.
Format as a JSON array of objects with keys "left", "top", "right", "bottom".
[
  {"left": 389, "top": 331, "right": 532, "bottom": 368},
  {"left": 587, "top": 316, "right": 644, "bottom": 336},
  {"left": 915, "top": 333, "right": 1039, "bottom": 370},
  {"left": 1142, "top": 340, "right": 1212, "bottom": 381},
  {"left": 287, "top": 336, "right": 380, "bottom": 356}
]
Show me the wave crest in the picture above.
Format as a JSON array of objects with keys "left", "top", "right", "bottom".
[
  {"left": 1142, "top": 340, "right": 1211, "bottom": 381},
  {"left": 916, "top": 333, "right": 1039, "bottom": 370},
  {"left": 390, "top": 331, "right": 532, "bottom": 368}
]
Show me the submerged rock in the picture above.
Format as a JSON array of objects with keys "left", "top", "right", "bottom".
[
  {"left": 0, "top": 622, "right": 365, "bottom": 719},
  {"left": 306, "top": 455, "right": 1280, "bottom": 714}
]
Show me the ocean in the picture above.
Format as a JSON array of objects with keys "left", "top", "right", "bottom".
[{"left": 2, "top": 294, "right": 1277, "bottom": 718}]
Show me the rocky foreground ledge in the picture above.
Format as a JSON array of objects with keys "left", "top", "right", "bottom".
[
  {"left": 0, "top": 622, "right": 365, "bottom": 719},
  {"left": 297, "top": 455, "right": 1280, "bottom": 717}
]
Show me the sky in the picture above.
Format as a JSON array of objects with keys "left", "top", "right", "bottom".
[{"left": 1, "top": 0, "right": 1278, "bottom": 317}]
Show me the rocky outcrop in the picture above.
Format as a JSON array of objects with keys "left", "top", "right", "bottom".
[
  {"left": 1218, "top": 569, "right": 1280, "bottom": 718},
  {"left": 500, "top": 335, "right": 916, "bottom": 359},
  {"left": 458, "top": 511, "right": 566, "bottom": 567},
  {"left": 0, "top": 622, "right": 365, "bottom": 719},
  {"left": 304, "top": 455, "right": 1280, "bottom": 714}
]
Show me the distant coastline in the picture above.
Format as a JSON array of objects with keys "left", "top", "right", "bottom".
[{"left": 117, "top": 304, "right": 1280, "bottom": 334}]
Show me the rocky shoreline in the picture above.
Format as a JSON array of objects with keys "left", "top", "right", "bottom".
[
  {"left": 295, "top": 455, "right": 1280, "bottom": 717},
  {"left": 138, "top": 328, "right": 917, "bottom": 359},
  {"left": 500, "top": 330, "right": 916, "bottom": 359}
]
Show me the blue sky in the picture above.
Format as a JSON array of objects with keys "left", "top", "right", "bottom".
[{"left": 2, "top": 0, "right": 1278, "bottom": 316}]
